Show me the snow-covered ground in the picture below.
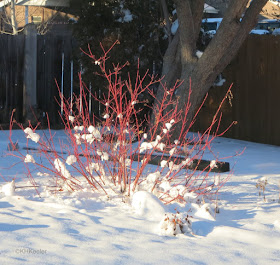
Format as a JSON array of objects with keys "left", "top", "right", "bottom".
[{"left": 0, "top": 130, "right": 280, "bottom": 264}]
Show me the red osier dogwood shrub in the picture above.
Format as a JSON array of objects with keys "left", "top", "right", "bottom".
[{"left": 8, "top": 41, "right": 236, "bottom": 205}]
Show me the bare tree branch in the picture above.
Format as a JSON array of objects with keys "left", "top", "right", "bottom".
[
  {"left": 10, "top": 0, "right": 18, "bottom": 34},
  {"left": 208, "top": 0, "right": 270, "bottom": 83},
  {"left": 194, "top": 0, "right": 267, "bottom": 84},
  {"left": 190, "top": 0, "right": 204, "bottom": 43},
  {"left": 174, "top": 0, "right": 196, "bottom": 66}
]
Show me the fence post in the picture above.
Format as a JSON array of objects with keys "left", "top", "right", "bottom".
[{"left": 23, "top": 24, "right": 37, "bottom": 121}]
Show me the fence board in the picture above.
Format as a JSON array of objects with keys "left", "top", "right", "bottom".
[
  {"left": 36, "top": 33, "right": 74, "bottom": 124},
  {"left": 0, "top": 34, "right": 25, "bottom": 123}
]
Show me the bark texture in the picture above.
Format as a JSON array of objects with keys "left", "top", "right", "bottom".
[{"left": 153, "top": 0, "right": 268, "bottom": 141}]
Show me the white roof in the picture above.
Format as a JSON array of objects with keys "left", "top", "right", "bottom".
[
  {"left": 0, "top": 0, "right": 69, "bottom": 8},
  {"left": 204, "top": 4, "right": 219, "bottom": 14}
]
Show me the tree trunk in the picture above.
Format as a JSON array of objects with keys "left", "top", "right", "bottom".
[{"left": 152, "top": 0, "right": 268, "bottom": 142}]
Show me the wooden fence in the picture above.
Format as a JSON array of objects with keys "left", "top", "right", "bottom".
[
  {"left": 0, "top": 27, "right": 76, "bottom": 125},
  {"left": 0, "top": 32, "right": 280, "bottom": 145},
  {"left": 195, "top": 35, "right": 280, "bottom": 146}
]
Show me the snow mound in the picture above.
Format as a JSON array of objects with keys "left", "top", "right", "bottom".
[
  {"left": 1, "top": 180, "right": 15, "bottom": 196},
  {"left": 158, "top": 213, "right": 192, "bottom": 236},
  {"left": 192, "top": 203, "right": 215, "bottom": 221},
  {"left": 132, "top": 191, "right": 165, "bottom": 221}
]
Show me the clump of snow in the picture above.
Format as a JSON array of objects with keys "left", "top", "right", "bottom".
[
  {"left": 139, "top": 172, "right": 161, "bottom": 192},
  {"left": 257, "top": 176, "right": 268, "bottom": 188},
  {"left": 24, "top": 127, "right": 40, "bottom": 143},
  {"left": 24, "top": 154, "right": 35, "bottom": 163},
  {"left": 163, "top": 120, "right": 175, "bottom": 134},
  {"left": 157, "top": 142, "right": 166, "bottom": 151},
  {"left": 54, "top": 158, "right": 71, "bottom": 179},
  {"left": 74, "top": 125, "right": 84, "bottom": 132},
  {"left": 165, "top": 122, "right": 172, "bottom": 131},
  {"left": 37, "top": 172, "right": 50, "bottom": 177},
  {"left": 139, "top": 142, "right": 153, "bottom": 153},
  {"left": 196, "top": 50, "right": 203, "bottom": 58},
  {"left": 184, "top": 157, "right": 193, "bottom": 167},
  {"left": 167, "top": 158, "right": 191, "bottom": 172},
  {"left": 169, "top": 147, "right": 177, "bottom": 156},
  {"left": 68, "top": 115, "right": 75, "bottom": 122},
  {"left": 124, "top": 158, "right": 131, "bottom": 167},
  {"left": 86, "top": 162, "right": 105, "bottom": 176},
  {"left": 117, "top": 8, "right": 133, "bottom": 23},
  {"left": 165, "top": 185, "right": 186, "bottom": 200},
  {"left": 1, "top": 180, "right": 15, "bottom": 196},
  {"left": 160, "top": 160, "right": 168, "bottom": 168},
  {"left": 139, "top": 135, "right": 165, "bottom": 153},
  {"left": 87, "top": 126, "right": 102, "bottom": 141},
  {"left": 97, "top": 150, "right": 109, "bottom": 161},
  {"left": 214, "top": 74, "right": 226, "bottom": 87},
  {"left": 103, "top": 114, "right": 110, "bottom": 119},
  {"left": 123, "top": 9, "right": 133, "bottom": 22},
  {"left": 132, "top": 191, "right": 165, "bottom": 221},
  {"left": 74, "top": 133, "right": 82, "bottom": 145},
  {"left": 87, "top": 125, "right": 95, "bottom": 134},
  {"left": 66, "top": 155, "right": 77, "bottom": 165},
  {"left": 158, "top": 179, "right": 172, "bottom": 194},
  {"left": 81, "top": 133, "right": 94, "bottom": 144},
  {"left": 210, "top": 160, "right": 218, "bottom": 169}
]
